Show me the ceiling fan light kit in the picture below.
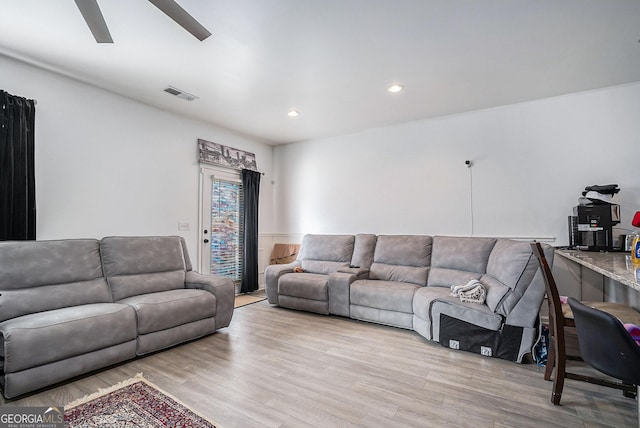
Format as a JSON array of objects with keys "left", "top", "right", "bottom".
[{"left": 74, "top": 0, "right": 211, "bottom": 44}]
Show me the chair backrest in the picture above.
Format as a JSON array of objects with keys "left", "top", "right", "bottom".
[
  {"left": 530, "top": 242, "right": 566, "bottom": 339},
  {"left": 568, "top": 297, "right": 640, "bottom": 385}
]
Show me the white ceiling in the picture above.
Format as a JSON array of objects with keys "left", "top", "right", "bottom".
[{"left": 1, "top": 0, "right": 639, "bottom": 145}]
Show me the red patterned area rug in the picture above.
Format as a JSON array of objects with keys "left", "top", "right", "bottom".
[{"left": 64, "top": 374, "right": 216, "bottom": 427}]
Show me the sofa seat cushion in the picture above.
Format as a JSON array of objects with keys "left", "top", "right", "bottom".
[
  {"left": 0, "top": 303, "right": 136, "bottom": 373},
  {"left": 278, "top": 273, "right": 329, "bottom": 301},
  {"left": 118, "top": 289, "right": 216, "bottom": 335},
  {"left": 350, "top": 280, "right": 420, "bottom": 313}
]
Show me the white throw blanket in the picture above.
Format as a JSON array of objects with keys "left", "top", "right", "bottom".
[{"left": 451, "top": 279, "right": 487, "bottom": 304}]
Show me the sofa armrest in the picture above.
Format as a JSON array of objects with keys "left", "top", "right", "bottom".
[
  {"left": 264, "top": 261, "right": 300, "bottom": 305},
  {"left": 326, "top": 268, "right": 368, "bottom": 317},
  {"left": 327, "top": 271, "right": 360, "bottom": 317},
  {"left": 185, "top": 271, "right": 234, "bottom": 329}
]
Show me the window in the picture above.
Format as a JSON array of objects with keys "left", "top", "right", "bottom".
[{"left": 209, "top": 176, "right": 244, "bottom": 282}]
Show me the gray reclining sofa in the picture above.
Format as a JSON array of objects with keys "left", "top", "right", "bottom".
[
  {"left": 0, "top": 236, "right": 234, "bottom": 399},
  {"left": 265, "top": 234, "right": 553, "bottom": 362}
]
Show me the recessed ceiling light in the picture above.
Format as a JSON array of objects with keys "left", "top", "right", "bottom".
[
  {"left": 287, "top": 110, "right": 300, "bottom": 117},
  {"left": 387, "top": 84, "right": 404, "bottom": 93}
]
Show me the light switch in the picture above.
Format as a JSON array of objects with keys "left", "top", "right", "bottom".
[{"left": 178, "top": 221, "right": 191, "bottom": 231}]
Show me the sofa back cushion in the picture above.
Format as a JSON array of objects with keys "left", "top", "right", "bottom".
[
  {"left": 369, "top": 235, "right": 432, "bottom": 285},
  {"left": 101, "top": 236, "right": 188, "bottom": 301},
  {"left": 482, "top": 239, "right": 539, "bottom": 315},
  {"left": 427, "top": 236, "right": 497, "bottom": 287},
  {"left": 351, "top": 234, "right": 377, "bottom": 269},
  {"left": 0, "top": 239, "right": 111, "bottom": 322},
  {"left": 298, "top": 234, "right": 354, "bottom": 274}
]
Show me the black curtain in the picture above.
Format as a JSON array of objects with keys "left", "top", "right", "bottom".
[
  {"left": 240, "top": 169, "right": 261, "bottom": 293},
  {"left": 0, "top": 90, "right": 36, "bottom": 241}
]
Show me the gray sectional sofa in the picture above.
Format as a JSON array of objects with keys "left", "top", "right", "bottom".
[
  {"left": 0, "top": 236, "right": 234, "bottom": 399},
  {"left": 265, "top": 234, "right": 554, "bottom": 362}
]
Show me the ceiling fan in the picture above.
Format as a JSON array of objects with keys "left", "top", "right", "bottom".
[{"left": 74, "top": 0, "right": 212, "bottom": 43}]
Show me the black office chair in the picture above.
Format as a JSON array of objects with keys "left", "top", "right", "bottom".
[{"left": 568, "top": 297, "right": 640, "bottom": 425}]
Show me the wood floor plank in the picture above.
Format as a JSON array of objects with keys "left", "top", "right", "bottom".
[{"left": 1, "top": 300, "right": 637, "bottom": 427}]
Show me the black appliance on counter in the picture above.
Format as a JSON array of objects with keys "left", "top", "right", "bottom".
[{"left": 569, "top": 204, "right": 620, "bottom": 251}]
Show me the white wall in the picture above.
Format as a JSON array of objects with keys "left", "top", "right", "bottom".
[
  {"left": 4, "top": 51, "right": 639, "bottom": 262},
  {"left": 0, "top": 54, "right": 275, "bottom": 260},
  {"left": 274, "top": 82, "right": 640, "bottom": 245}
]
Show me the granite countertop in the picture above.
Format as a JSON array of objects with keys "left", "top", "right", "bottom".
[{"left": 555, "top": 249, "right": 640, "bottom": 291}]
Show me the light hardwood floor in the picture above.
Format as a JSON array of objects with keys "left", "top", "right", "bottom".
[{"left": 2, "top": 301, "right": 638, "bottom": 427}]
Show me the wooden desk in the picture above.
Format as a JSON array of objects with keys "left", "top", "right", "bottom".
[{"left": 554, "top": 249, "right": 640, "bottom": 310}]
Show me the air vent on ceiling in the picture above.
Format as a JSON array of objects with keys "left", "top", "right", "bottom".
[{"left": 164, "top": 86, "right": 198, "bottom": 101}]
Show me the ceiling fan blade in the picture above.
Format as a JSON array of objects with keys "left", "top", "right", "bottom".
[
  {"left": 148, "top": 0, "right": 211, "bottom": 41},
  {"left": 74, "top": 0, "right": 113, "bottom": 43}
]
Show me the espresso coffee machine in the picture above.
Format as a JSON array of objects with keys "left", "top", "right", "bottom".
[{"left": 570, "top": 204, "right": 620, "bottom": 251}]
